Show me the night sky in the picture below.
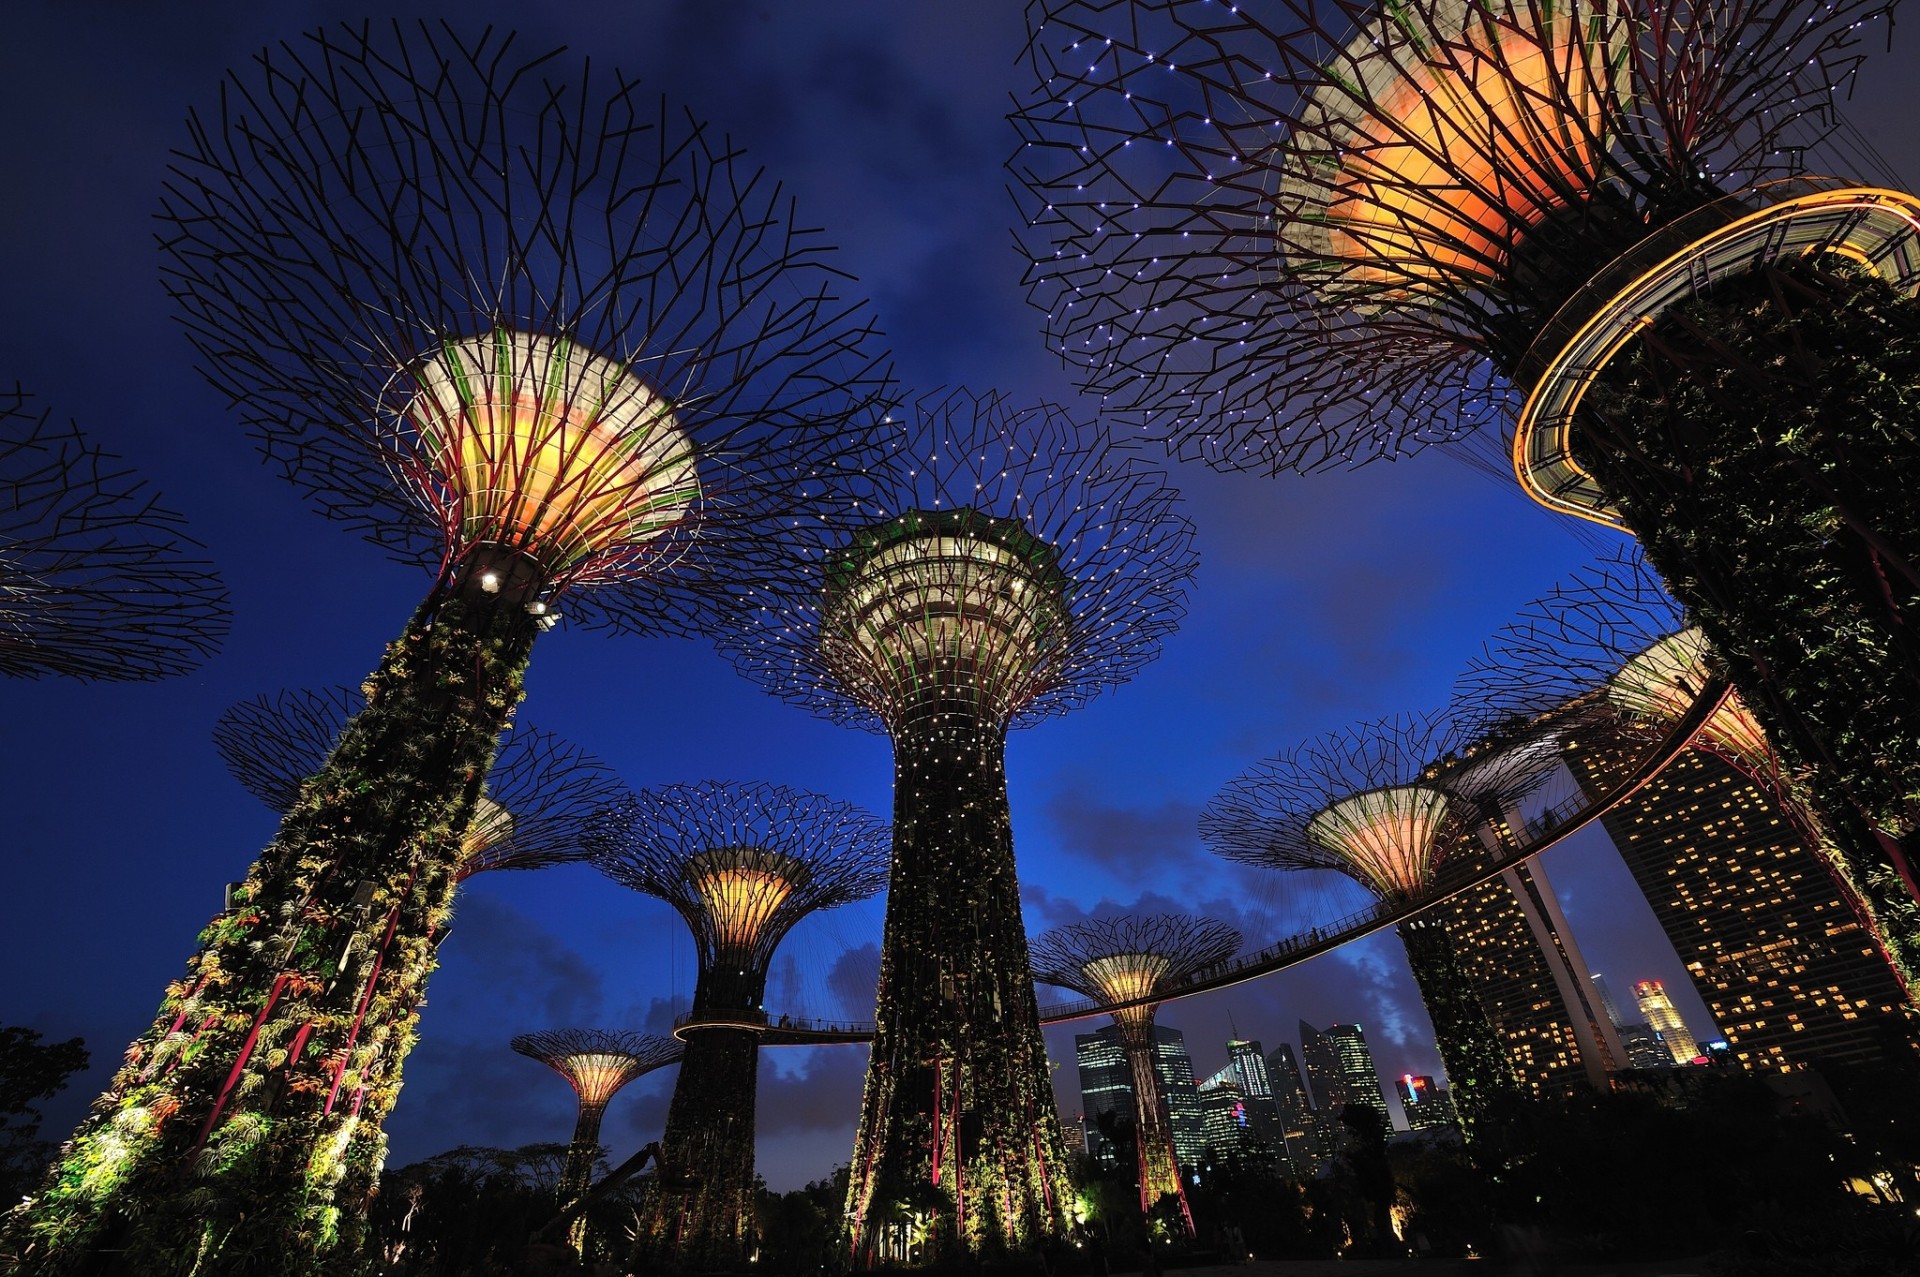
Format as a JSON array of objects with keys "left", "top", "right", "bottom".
[{"left": 2, "top": 1, "right": 1913, "bottom": 1193}]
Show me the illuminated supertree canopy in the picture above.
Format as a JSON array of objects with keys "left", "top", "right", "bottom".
[
  {"left": 721, "top": 387, "right": 1197, "bottom": 1259},
  {"left": 1030, "top": 914, "right": 1238, "bottom": 1233},
  {"left": 510, "top": 1029, "right": 683, "bottom": 1250},
  {"left": 1454, "top": 547, "right": 1920, "bottom": 995},
  {"left": 1015, "top": 0, "right": 1920, "bottom": 972},
  {"left": 213, "top": 686, "right": 630, "bottom": 882},
  {"left": 0, "top": 387, "right": 228, "bottom": 682},
  {"left": 591, "top": 780, "right": 890, "bottom": 1270},
  {"left": 11, "top": 23, "right": 891, "bottom": 1277},
  {"left": 1202, "top": 710, "right": 1551, "bottom": 1137}
]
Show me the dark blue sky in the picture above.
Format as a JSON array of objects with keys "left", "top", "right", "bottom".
[{"left": 3, "top": 1, "right": 1911, "bottom": 1191}]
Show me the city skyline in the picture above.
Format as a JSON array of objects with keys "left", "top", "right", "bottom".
[{"left": 3, "top": 0, "right": 1888, "bottom": 1196}]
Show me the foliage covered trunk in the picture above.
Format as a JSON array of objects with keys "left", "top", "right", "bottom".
[
  {"left": 1397, "top": 912, "right": 1521, "bottom": 1144},
  {"left": 8, "top": 581, "right": 537, "bottom": 1276},
  {"left": 1581, "top": 257, "right": 1920, "bottom": 987},
  {"left": 845, "top": 703, "right": 1070, "bottom": 1262},
  {"left": 636, "top": 1025, "right": 759, "bottom": 1270}
]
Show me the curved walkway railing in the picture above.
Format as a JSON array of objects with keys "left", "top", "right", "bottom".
[{"left": 751, "top": 679, "right": 1729, "bottom": 1043}]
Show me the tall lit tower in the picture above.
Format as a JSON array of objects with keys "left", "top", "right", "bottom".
[
  {"left": 1455, "top": 547, "right": 1919, "bottom": 996},
  {"left": 591, "top": 781, "right": 890, "bottom": 1269},
  {"left": 1031, "top": 914, "right": 1239, "bottom": 1233},
  {"left": 14, "top": 23, "right": 889, "bottom": 1273},
  {"left": 510, "top": 1030, "right": 684, "bottom": 1249},
  {"left": 1631, "top": 982, "right": 1700, "bottom": 1065},
  {"left": 723, "top": 389, "right": 1197, "bottom": 1258},
  {"left": 1204, "top": 711, "right": 1555, "bottom": 1136},
  {"left": 0, "top": 387, "right": 227, "bottom": 681},
  {"left": 1016, "top": 0, "right": 1920, "bottom": 934}
]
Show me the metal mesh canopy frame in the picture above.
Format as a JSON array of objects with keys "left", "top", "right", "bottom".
[
  {"left": 1030, "top": 913, "right": 1240, "bottom": 1025},
  {"left": 1010, "top": 0, "right": 1890, "bottom": 473},
  {"left": 591, "top": 780, "right": 891, "bottom": 975},
  {"left": 213, "top": 686, "right": 631, "bottom": 880},
  {"left": 1201, "top": 709, "right": 1556, "bottom": 902},
  {"left": 511, "top": 1029, "right": 683, "bottom": 1107},
  {"left": 161, "top": 19, "right": 894, "bottom": 628},
  {"left": 720, "top": 387, "right": 1197, "bottom": 732},
  {"left": 0, "top": 386, "right": 229, "bottom": 681},
  {"left": 1452, "top": 546, "right": 1777, "bottom": 780}
]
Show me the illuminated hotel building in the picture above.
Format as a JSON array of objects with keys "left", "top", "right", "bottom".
[
  {"left": 1440, "top": 857, "right": 1626, "bottom": 1097},
  {"left": 1567, "top": 742, "right": 1918, "bottom": 1073}
]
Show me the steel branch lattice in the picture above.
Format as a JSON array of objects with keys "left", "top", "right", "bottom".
[
  {"left": 511, "top": 1029, "right": 684, "bottom": 1107},
  {"left": 0, "top": 387, "right": 228, "bottom": 681},
  {"left": 213, "top": 686, "right": 631, "bottom": 880},
  {"left": 590, "top": 780, "right": 890, "bottom": 977},
  {"left": 161, "top": 20, "right": 894, "bottom": 628},
  {"left": 1031, "top": 913, "right": 1240, "bottom": 1013},
  {"left": 1012, "top": 0, "right": 1889, "bottom": 472},
  {"left": 720, "top": 387, "right": 1197, "bottom": 733},
  {"left": 1201, "top": 708, "right": 1558, "bottom": 902}
]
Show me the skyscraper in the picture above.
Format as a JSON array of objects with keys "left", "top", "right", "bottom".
[
  {"left": 1074, "top": 1024, "right": 1206, "bottom": 1172},
  {"left": 1075, "top": 1029, "right": 1135, "bottom": 1166},
  {"left": 1568, "top": 742, "right": 1917, "bottom": 1074},
  {"left": 1395, "top": 1075, "right": 1459, "bottom": 1134},
  {"left": 1195, "top": 1077, "right": 1258, "bottom": 1162},
  {"left": 1616, "top": 1021, "right": 1679, "bottom": 1071},
  {"left": 1298, "top": 1022, "right": 1392, "bottom": 1120},
  {"left": 1265, "top": 1042, "right": 1328, "bottom": 1178},
  {"left": 1634, "top": 980, "right": 1702, "bottom": 1064},
  {"left": 1441, "top": 855, "right": 1627, "bottom": 1096}
]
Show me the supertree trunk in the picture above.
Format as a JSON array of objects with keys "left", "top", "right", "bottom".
[
  {"left": 13, "top": 576, "right": 536, "bottom": 1276},
  {"left": 1582, "top": 260, "right": 1920, "bottom": 968},
  {"left": 846, "top": 704, "right": 1069, "bottom": 1261},
  {"left": 1396, "top": 914, "right": 1521, "bottom": 1144},
  {"left": 639, "top": 1026, "right": 760, "bottom": 1269},
  {"left": 560, "top": 1102, "right": 611, "bottom": 1251},
  {"left": 1113, "top": 1020, "right": 1189, "bottom": 1234}
]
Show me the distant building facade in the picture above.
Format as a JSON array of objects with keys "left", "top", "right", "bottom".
[
  {"left": 1395, "top": 1074, "right": 1459, "bottom": 1133},
  {"left": 1634, "top": 979, "right": 1701, "bottom": 1064},
  {"left": 1298, "top": 1021, "right": 1391, "bottom": 1119},
  {"left": 1567, "top": 742, "right": 1918, "bottom": 1074}
]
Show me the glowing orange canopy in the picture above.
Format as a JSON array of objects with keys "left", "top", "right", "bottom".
[
  {"left": 404, "top": 329, "right": 700, "bottom": 579},
  {"left": 1287, "top": 0, "right": 1619, "bottom": 295},
  {"left": 1305, "top": 783, "right": 1453, "bottom": 900},
  {"left": 688, "top": 848, "right": 806, "bottom": 956}
]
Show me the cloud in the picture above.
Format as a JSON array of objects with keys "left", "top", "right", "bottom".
[
  {"left": 826, "top": 943, "right": 881, "bottom": 1019},
  {"left": 1038, "top": 786, "right": 1212, "bottom": 888}
]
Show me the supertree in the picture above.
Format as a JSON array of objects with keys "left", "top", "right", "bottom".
[
  {"left": 1201, "top": 711, "right": 1556, "bottom": 1139},
  {"left": 1013, "top": 0, "right": 1920, "bottom": 920},
  {"left": 590, "top": 781, "right": 891, "bottom": 1270},
  {"left": 510, "top": 1030, "right": 684, "bottom": 1251},
  {"left": 1029, "top": 914, "right": 1238, "bottom": 1234},
  {"left": 9, "top": 23, "right": 890, "bottom": 1275},
  {"left": 721, "top": 388, "right": 1197, "bottom": 1259},
  {"left": 0, "top": 386, "right": 227, "bottom": 681},
  {"left": 1454, "top": 547, "right": 1920, "bottom": 994}
]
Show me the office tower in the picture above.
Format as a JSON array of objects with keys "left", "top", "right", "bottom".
[
  {"left": 1196, "top": 1078, "right": 1259, "bottom": 1162},
  {"left": 1265, "top": 1043, "right": 1329, "bottom": 1176},
  {"left": 1059, "top": 1113, "right": 1088, "bottom": 1164},
  {"left": 1616, "top": 1022, "right": 1679, "bottom": 1071},
  {"left": 1570, "top": 741, "right": 1917, "bottom": 1073},
  {"left": 1634, "top": 981, "right": 1702, "bottom": 1065},
  {"left": 1395, "top": 1075, "right": 1459, "bottom": 1134},
  {"left": 1590, "top": 974, "right": 1627, "bottom": 1030},
  {"left": 1442, "top": 858, "right": 1628, "bottom": 1096},
  {"left": 1221, "top": 1039, "right": 1284, "bottom": 1145},
  {"left": 1075, "top": 1024, "right": 1206, "bottom": 1173},
  {"left": 1298, "top": 1022, "right": 1392, "bottom": 1119}
]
